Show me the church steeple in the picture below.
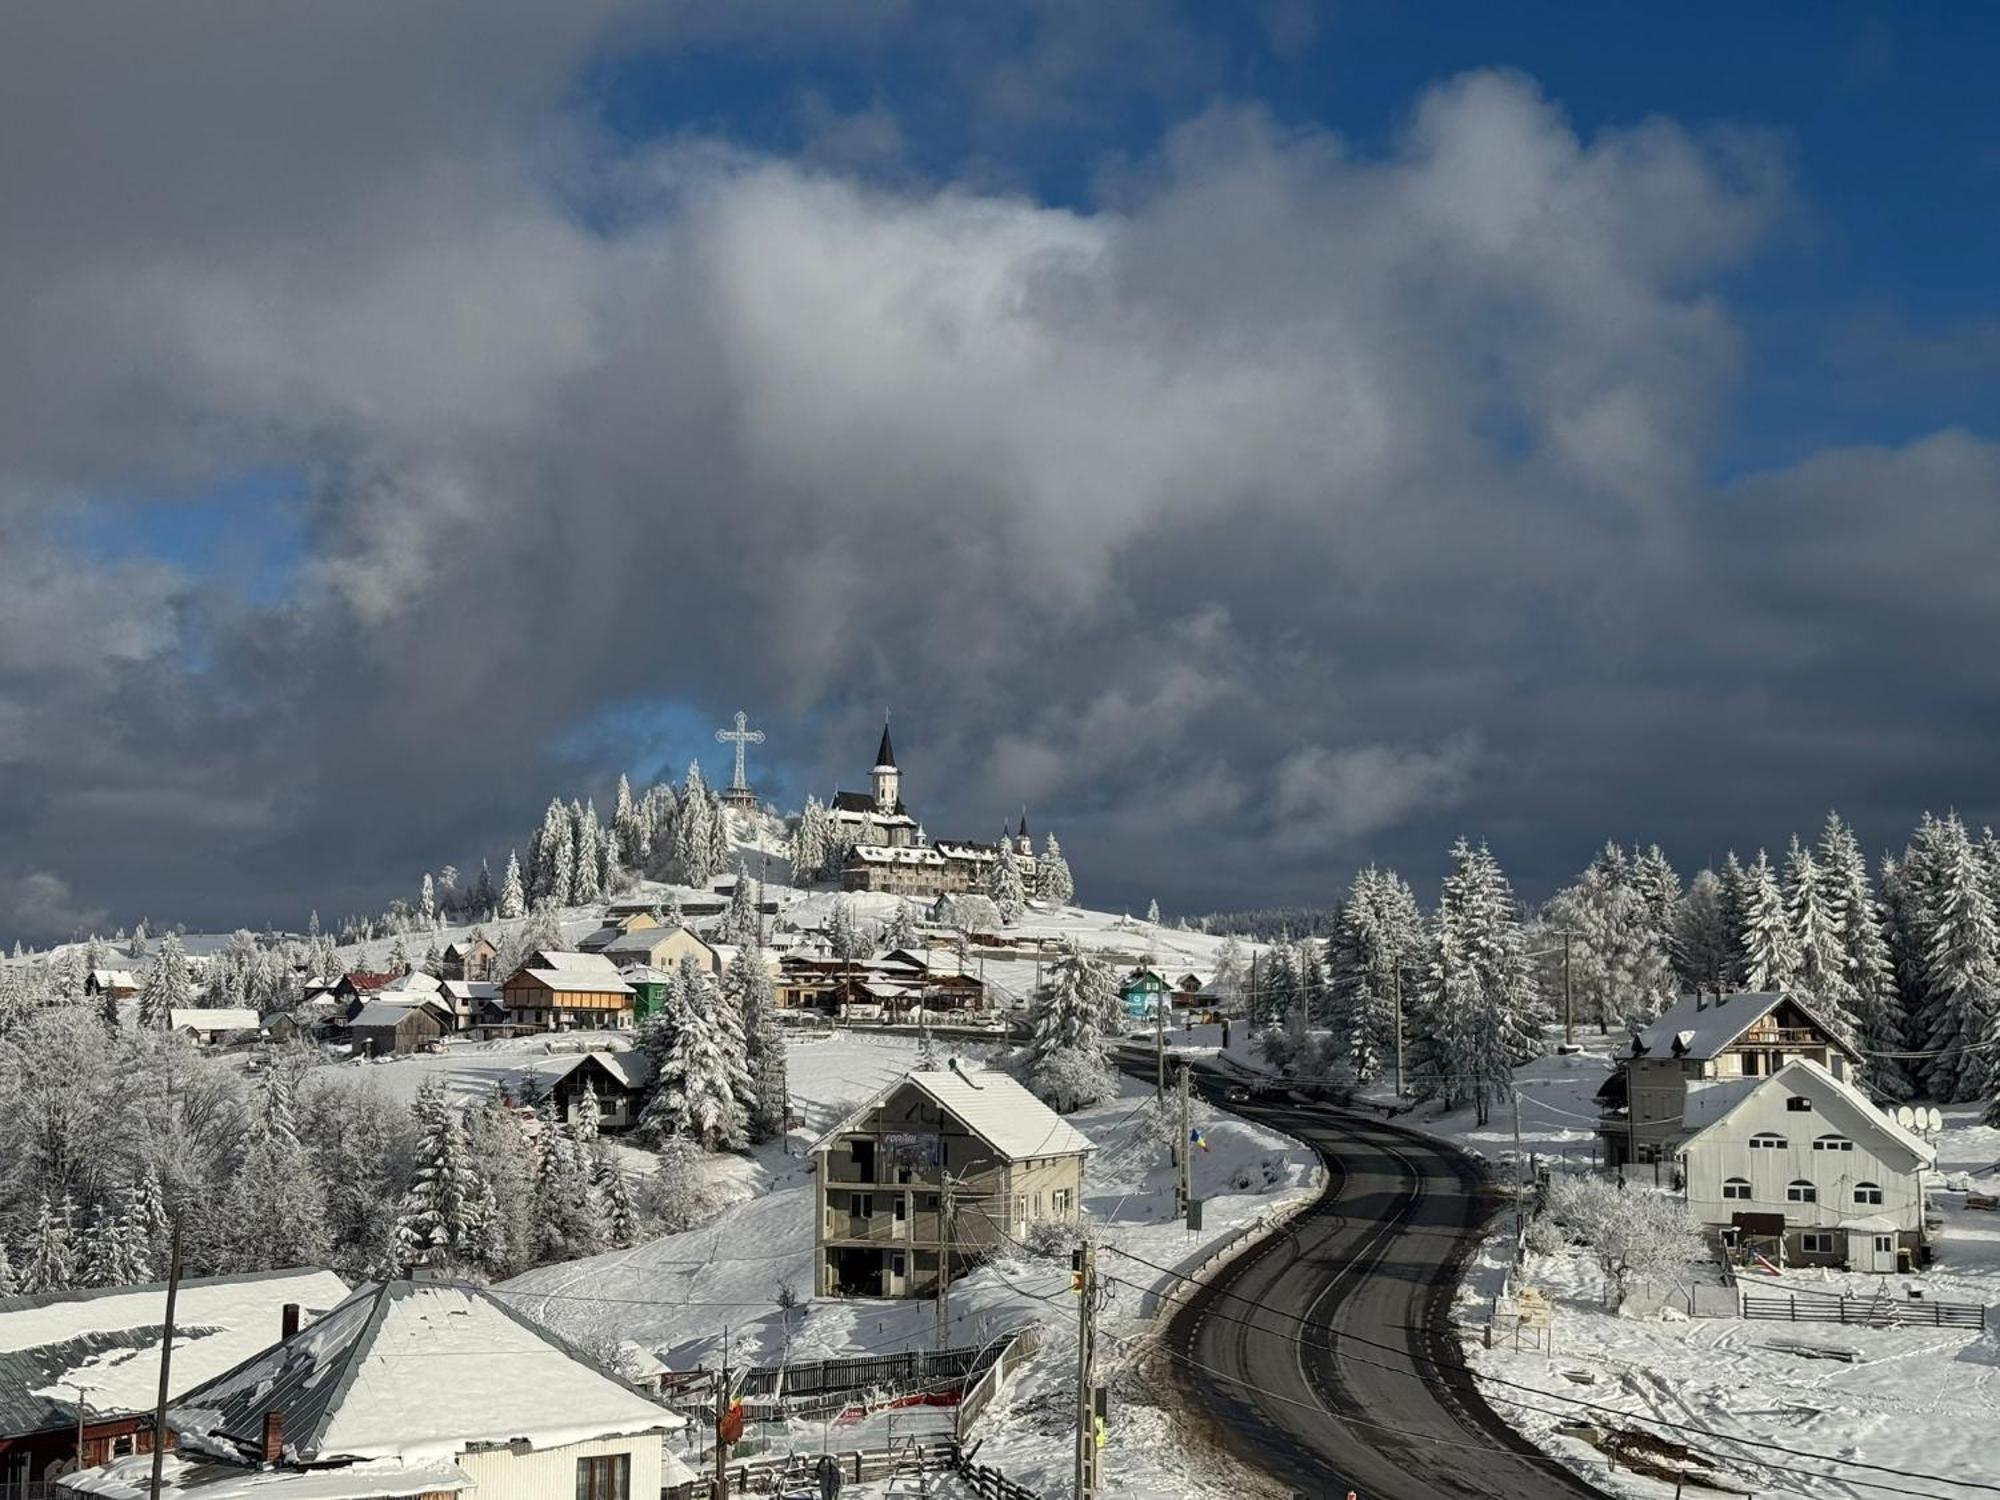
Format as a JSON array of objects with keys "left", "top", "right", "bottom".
[{"left": 871, "top": 717, "right": 900, "bottom": 813}]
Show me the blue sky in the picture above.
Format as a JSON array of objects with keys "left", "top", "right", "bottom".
[{"left": 2, "top": 2, "right": 1998, "bottom": 938}]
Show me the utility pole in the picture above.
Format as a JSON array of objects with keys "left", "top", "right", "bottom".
[
  {"left": 68, "top": 1383, "right": 91, "bottom": 1472},
  {"left": 935, "top": 1179, "right": 956, "bottom": 1352},
  {"left": 1392, "top": 964, "right": 1405, "bottom": 1101},
  {"left": 1561, "top": 930, "right": 1574, "bottom": 1048},
  {"left": 148, "top": 1219, "right": 183, "bottom": 1500},
  {"left": 1176, "top": 1063, "right": 1192, "bottom": 1221},
  {"left": 1511, "top": 1087, "right": 1528, "bottom": 1242},
  {"left": 713, "top": 1327, "right": 731, "bottom": 1500},
  {"left": 1153, "top": 984, "right": 1166, "bottom": 1098},
  {"left": 1072, "top": 1241, "right": 1098, "bottom": 1500}
]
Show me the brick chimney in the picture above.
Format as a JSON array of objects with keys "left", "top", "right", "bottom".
[
  {"left": 261, "top": 1411, "right": 285, "bottom": 1461},
  {"left": 281, "top": 1303, "right": 302, "bottom": 1340}
]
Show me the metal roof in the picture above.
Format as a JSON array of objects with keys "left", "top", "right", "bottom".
[
  {"left": 814, "top": 1067, "right": 1095, "bottom": 1163},
  {"left": 1629, "top": 990, "right": 1861, "bottom": 1063}
]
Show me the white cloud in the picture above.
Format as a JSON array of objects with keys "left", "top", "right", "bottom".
[{"left": 1271, "top": 735, "right": 1481, "bottom": 848}]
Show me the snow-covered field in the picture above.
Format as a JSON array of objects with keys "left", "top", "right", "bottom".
[{"left": 497, "top": 1030, "right": 1315, "bottom": 1497}]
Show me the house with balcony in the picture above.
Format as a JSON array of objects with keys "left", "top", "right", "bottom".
[
  {"left": 812, "top": 1066, "right": 1094, "bottom": 1299},
  {"left": 1677, "top": 1057, "right": 1934, "bottom": 1271},
  {"left": 1597, "top": 990, "right": 1861, "bottom": 1173}
]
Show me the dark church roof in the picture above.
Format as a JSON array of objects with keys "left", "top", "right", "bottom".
[
  {"left": 875, "top": 720, "right": 897, "bottom": 769},
  {"left": 833, "top": 789, "right": 907, "bottom": 816}
]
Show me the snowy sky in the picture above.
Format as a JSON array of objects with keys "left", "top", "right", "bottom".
[{"left": 3, "top": 3, "right": 1999, "bottom": 940}]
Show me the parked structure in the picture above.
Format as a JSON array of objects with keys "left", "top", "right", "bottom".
[
  {"left": 813, "top": 1067, "right": 1093, "bottom": 1299},
  {"left": 501, "top": 951, "right": 635, "bottom": 1031},
  {"left": 57, "top": 1280, "right": 691, "bottom": 1500},
  {"left": 1678, "top": 1057, "right": 1935, "bottom": 1271},
  {"left": 1597, "top": 990, "right": 1860, "bottom": 1173},
  {"left": 0, "top": 1268, "right": 349, "bottom": 1491}
]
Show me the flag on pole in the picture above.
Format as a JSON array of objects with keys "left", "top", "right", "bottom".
[{"left": 1189, "top": 1128, "right": 1209, "bottom": 1153}]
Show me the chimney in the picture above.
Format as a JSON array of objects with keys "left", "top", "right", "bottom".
[
  {"left": 281, "top": 1303, "right": 302, "bottom": 1340},
  {"left": 261, "top": 1412, "right": 285, "bottom": 1462}
]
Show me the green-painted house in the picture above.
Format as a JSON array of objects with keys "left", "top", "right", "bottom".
[
  {"left": 1120, "top": 968, "right": 1171, "bottom": 1022},
  {"left": 620, "top": 963, "right": 671, "bottom": 1024}
]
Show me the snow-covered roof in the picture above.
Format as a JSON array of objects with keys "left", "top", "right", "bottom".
[
  {"left": 1678, "top": 1057, "right": 1935, "bottom": 1169},
  {"left": 850, "top": 845, "right": 945, "bottom": 866},
  {"left": 1681, "top": 1076, "right": 1762, "bottom": 1132},
  {"left": 1630, "top": 990, "right": 1860, "bottom": 1063},
  {"left": 89, "top": 969, "right": 139, "bottom": 989},
  {"left": 60, "top": 1453, "right": 475, "bottom": 1500},
  {"left": 618, "top": 963, "right": 671, "bottom": 984},
  {"left": 167, "top": 1280, "right": 683, "bottom": 1466},
  {"left": 816, "top": 1068, "right": 1095, "bottom": 1163},
  {"left": 0, "top": 1269, "right": 351, "bottom": 1435},
  {"left": 439, "top": 980, "right": 497, "bottom": 1002},
  {"left": 348, "top": 1000, "right": 444, "bottom": 1030},
  {"left": 516, "top": 951, "right": 634, "bottom": 995},
  {"left": 525, "top": 1051, "right": 655, "bottom": 1093},
  {"left": 169, "top": 1008, "right": 261, "bottom": 1034},
  {"left": 384, "top": 971, "right": 442, "bottom": 994}
]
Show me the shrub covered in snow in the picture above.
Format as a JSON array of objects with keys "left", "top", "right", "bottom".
[{"left": 1538, "top": 1173, "right": 1706, "bottom": 1305}]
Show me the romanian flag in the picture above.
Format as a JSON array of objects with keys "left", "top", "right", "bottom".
[{"left": 1189, "top": 1128, "right": 1210, "bottom": 1153}]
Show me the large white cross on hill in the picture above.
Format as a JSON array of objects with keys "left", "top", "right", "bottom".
[{"left": 715, "top": 710, "right": 766, "bottom": 792}]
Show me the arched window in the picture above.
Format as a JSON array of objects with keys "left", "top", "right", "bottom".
[
  {"left": 1786, "top": 1180, "right": 1817, "bottom": 1203},
  {"left": 1813, "top": 1134, "right": 1853, "bottom": 1152},
  {"left": 1854, "top": 1182, "right": 1884, "bottom": 1206},
  {"left": 1749, "top": 1132, "right": 1787, "bottom": 1150},
  {"left": 1722, "top": 1177, "right": 1752, "bottom": 1201}
]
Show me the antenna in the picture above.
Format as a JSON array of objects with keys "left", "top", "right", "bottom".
[{"left": 1896, "top": 1105, "right": 1916, "bottom": 1129}]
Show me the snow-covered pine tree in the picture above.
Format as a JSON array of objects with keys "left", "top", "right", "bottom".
[
  {"left": 396, "top": 1076, "right": 495, "bottom": 1274},
  {"left": 791, "top": 798, "right": 831, "bottom": 883},
  {"left": 1259, "top": 944, "right": 1298, "bottom": 1030},
  {"left": 1417, "top": 840, "right": 1536, "bottom": 1124},
  {"left": 221, "top": 1065, "right": 331, "bottom": 1272},
  {"left": 1915, "top": 814, "right": 2000, "bottom": 1103},
  {"left": 1818, "top": 813, "right": 1912, "bottom": 1097},
  {"left": 988, "top": 845, "right": 1026, "bottom": 925},
  {"left": 531, "top": 798, "right": 573, "bottom": 906},
  {"left": 418, "top": 874, "right": 437, "bottom": 928},
  {"left": 1629, "top": 845, "right": 1683, "bottom": 954},
  {"left": 1545, "top": 846, "right": 1672, "bottom": 1032},
  {"left": 135, "top": 933, "right": 192, "bottom": 1030},
  {"left": 21, "top": 1192, "right": 77, "bottom": 1292},
  {"left": 1782, "top": 835, "right": 1858, "bottom": 1042},
  {"left": 1026, "top": 941, "right": 1117, "bottom": 1110},
  {"left": 1210, "top": 935, "right": 1246, "bottom": 1011},
  {"left": 462, "top": 1090, "right": 535, "bottom": 1277},
  {"left": 573, "top": 1082, "right": 602, "bottom": 1145},
  {"left": 674, "top": 764, "right": 717, "bottom": 886},
  {"left": 1296, "top": 937, "right": 1329, "bottom": 1028},
  {"left": 77, "top": 1194, "right": 150, "bottom": 1288},
  {"left": 1036, "top": 834, "right": 1075, "bottom": 905},
  {"left": 473, "top": 859, "right": 497, "bottom": 917},
  {"left": 531, "top": 1104, "right": 601, "bottom": 1263},
  {"left": 571, "top": 800, "right": 603, "bottom": 906},
  {"left": 724, "top": 944, "right": 787, "bottom": 1143},
  {"left": 647, "top": 957, "right": 745, "bottom": 1149},
  {"left": 387, "top": 932, "right": 411, "bottom": 975},
  {"left": 1672, "top": 868, "right": 1732, "bottom": 997},
  {"left": 1146, "top": 898, "right": 1161, "bottom": 925},
  {"left": 592, "top": 1147, "right": 638, "bottom": 1250},
  {"left": 1718, "top": 851, "right": 1751, "bottom": 988},
  {"left": 882, "top": 901, "right": 919, "bottom": 953},
  {"left": 638, "top": 1137, "right": 711, "bottom": 1234},
  {"left": 827, "top": 897, "right": 871, "bottom": 962},
  {"left": 500, "top": 850, "right": 527, "bottom": 919},
  {"left": 613, "top": 774, "right": 639, "bottom": 868},
  {"left": 719, "top": 864, "right": 760, "bottom": 945},
  {"left": 0, "top": 1241, "right": 15, "bottom": 1295},
  {"left": 704, "top": 788, "right": 733, "bottom": 882},
  {"left": 1739, "top": 850, "right": 1800, "bottom": 994},
  {"left": 421, "top": 938, "right": 443, "bottom": 979}
]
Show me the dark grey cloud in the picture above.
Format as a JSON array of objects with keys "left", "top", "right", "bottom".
[{"left": 0, "top": 9, "right": 1992, "bottom": 942}]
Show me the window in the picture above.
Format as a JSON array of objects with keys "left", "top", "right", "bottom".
[
  {"left": 1854, "top": 1182, "right": 1884, "bottom": 1206},
  {"left": 1874, "top": 1235, "right": 1894, "bottom": 1254},
  {"left": 1785, "top": 1096, "right": 1814, "bottom": 1112},
  {"left": 853, "top": 1193, "right": 873, "bottom": 1219},
  {"left": 1813, "top": 1135, "right": 1853, "bottom": 1152},
  {"left": 924, "top": 1193, "right": 939, "bottom": 1210},
  {"left": 1722, "top": 1178, "right": 1751, "bottom": 1200},
  {"left": 1749, "top": 1133, "right": 1786, "bottom": 1150},
  {"left": 1786, "top": 1180, "right": 1817, "bottom": 1203},
  {"left": 891, "top": 1252, "right": 906, "bottom": 1277},
  {"left": 1800, "top": 1232, "right": 1837, "bottom": 1255},
  {"left": 894, "top": 1195, "right": 908, "bottom": 1221},
  {"left": 1053, "top": 1188, "right": 1073, "bottom": 1218},
  {"left": 577, "top": 1455, "right": 630, "bottom": 1500}
]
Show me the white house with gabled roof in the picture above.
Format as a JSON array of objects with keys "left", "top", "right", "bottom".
[{"left": 1676, "top": 1057, "right": 1934, "bottom": 1272}]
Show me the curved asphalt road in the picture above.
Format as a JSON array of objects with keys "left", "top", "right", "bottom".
[{"left": 1154, "top": 1073, "right": 1609, "bottom": 1500}]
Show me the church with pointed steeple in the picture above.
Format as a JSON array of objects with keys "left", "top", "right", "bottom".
[{"left": 825, "top": 719, "right": 1051, "bottom": 897}]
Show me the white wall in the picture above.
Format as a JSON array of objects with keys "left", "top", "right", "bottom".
[
  {"left": 1682, "top": 1083, "right": 1921, "bottom": 1233},
  {"left": 458, "top": 1431, "right": 666, "bottom": 1500}
]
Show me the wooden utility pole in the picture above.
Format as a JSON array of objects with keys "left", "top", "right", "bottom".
[
  {"left": 1153, "top": 984, "right": 1166, "bottom": 1098},
  {"left": 713, "top": 1328, "right": 731, "bottom": 1500},
  {"left": 148, "top": 1219, "right": 183, "bottom": 1500},
  {"left": 1392, "top": 964, "right": 1405, "bottom": 1101},
  {"left": 1176, "top": 1063, "right": 1192, "bottom": 1221},
  {"left": 1561, "top": 930, "right": 1574, "bottom": 1048},
  {"left": 935, "top": 1179, "right": 956, "bottom": 1352},
  {"left": 1072, "top": 1242, "right": 1098, "bottom": 1500}
]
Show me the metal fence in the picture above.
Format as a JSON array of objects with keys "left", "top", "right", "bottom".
[{"left": 1740, "top": 1291, "right": 1985, "bottom": 1329}]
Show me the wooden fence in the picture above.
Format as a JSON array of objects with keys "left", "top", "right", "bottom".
[
  {"left": 954, "top": 1453, "right": 1042, "bottom": 1500},
  {"left": 1740, "top": 1291, "right": 1985, "bottom": 1329},
  {"left": 663, "top": 1440, "right": 955, "bottom": 1498}
]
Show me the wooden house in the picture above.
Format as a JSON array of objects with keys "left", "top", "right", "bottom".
[
  {"left": 440, "top": 936, "right": 498, "bottom": 982},
  {"left": 502, "top": 952, "right": 635, "bottom": 1031},
  {"left": 521, "top": 1051, "right": 656, "bottom": 1132},
  {"left": 348, "top": 999, "right": 446, "bottom": 1057}
]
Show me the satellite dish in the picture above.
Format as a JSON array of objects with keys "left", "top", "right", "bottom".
[
  {"left": 1928, "top": 1107, "right": 1945, "bottom": 1134},
  {"left": 1896, "top": 1106, "right": 1916, "bottom": 1129}
]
